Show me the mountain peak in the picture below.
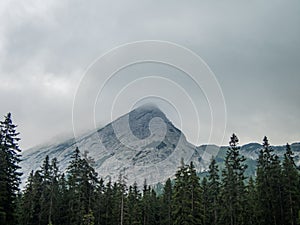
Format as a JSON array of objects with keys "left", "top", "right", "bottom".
[
  {"left": 134, "top": 103, "right": 161, "bottom": 111},
  {"left": 131, "top": 103, "right": 165, "bottom": 118}
]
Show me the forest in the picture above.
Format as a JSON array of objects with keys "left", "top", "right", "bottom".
[{"left": 0, "top": 112, "right": 300, "bottom": 225}]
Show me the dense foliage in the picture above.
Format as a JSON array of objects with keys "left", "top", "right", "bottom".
[
  {"left": 1, "top": 114, "right": 300, "bottom": 225},
  {"left": 0, "top": 113, "right": 22, "bottom": 225}
]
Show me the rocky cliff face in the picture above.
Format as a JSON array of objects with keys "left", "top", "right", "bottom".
[{"left": 20, "top": 105, "right": 300, "bottom": 187}]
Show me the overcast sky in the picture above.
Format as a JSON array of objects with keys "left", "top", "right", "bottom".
[{"left": 0, "top": 0, "right": 300, "bottom": 149}]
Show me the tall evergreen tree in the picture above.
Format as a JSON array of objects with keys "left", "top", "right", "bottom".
[
  {"left": 142, "top": 180, "right": 155, "bottom": 225},
  {"left": 201, "top": 177, "right": 209, "bottom": 225},
  {"left": 57, "top": 173, "right": 69, "bottom": 225},
  {"left": 207, "top": 157, "right": 220, "bottom": 225},
  {"left": 39, "top": 155, "right": 52, "bottom": 225},
  {"left": 93, "top": 178, "right": 105, "bottom": 225},
  {"left": 0, "top": 113, "right": 22, "bottom": 225},
  {"left": 19, "top": 170, "right": 43, "bottom": 225},
  {"left": 172, "top": 160, "right": 191, "bottom": 225},
  {"left": 256, "top": 136, "right": 284, "bottom": 225},
  {"left": 38, "top": 156, "right": 61, "bottom": 225},
  {"left": 282, "top": 143, "right": 300, "bottom": 225},
  {"left": 188, "top": 161, "right": 202, "bottom": 224},
  {"left": 245, "top": 176, "right": 259, "bottom": 225},
  {"left": 220, "top": 133, "right": 247, "bottom": 225},
  {"left": 172, "top": 159, "right": 202, "bottom": 225},
  {"left": 103, "top": 179, "right": 114, "bottom": 225},
  {"left": 66, "top": 147, "right": 99, "bottom": 225},
  {"left": 114, "top": 172, "right": 128, "bottom": 225},
  {"left": 161, "top": 178, "right": 172, "bottom": 225},
  {"left": 127, "top": 182, "right": 142, "bottom": 225}
]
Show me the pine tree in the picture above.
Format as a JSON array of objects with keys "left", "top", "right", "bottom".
[
  {"left": 220, "top": 134, "right": 247, "bottom": 225},
  {"left": 172, "top": 159, "right": 201, "bottom": 225},
  {"left": 282, "top": 143, "right": 300, "bottom": 225},
  {"left": 151, "top": 188, "right": 160, "bottom": 225},
  {"left": 172, "top": 160, "right": 190, "bottom": 225},
  {"left": 93, "top": 178, "right": 105, "bottom": 225},
  {"left": 0, "top": 113, "right": 22, "bottom": 225},
  {"left": 103, "top": 179, "right": 114, "bottom": 225},
  {"left": 207, "top": 157, "right": 220, "bottom": 225},
  {"left": 38, "top": 156, "right": 61, "bottom": 225},
  {"left": 127, "top": 182, "right": 142, "bottom": 225},
  {"left": 39, "top": 155, "right": 52, "bottom": 224},
  {"left": 188, "top": 161, "right": 202, "bottom": 224},
  {"left": 19, "top": 170, "right": 43, "bottom": 225},
  {"left": 201, "top": 177, "right": 209, "bottom": 225},
  {"left": 161, "top": 178, "right": 172, "bottom": 225},
  {"left": 256, "top": 136, "right": 284, "bottom": 225},
  {"left": 142, "top": 180, "right": 152, "bottom": 225},
  {"left": 270, "top": 154, "right": 284, "bottom": 225},
  {"left": 66, "top": 147, "right": 99, "bottom": 225},
  {"left": 115, "top": 171, "right": 128, "bottom": 225},
  {"left": 57, "top": 173, "right": 68, "bottom": 225},
  {"left": 245, "top": 177, "right": 259, "bottom": 225}
]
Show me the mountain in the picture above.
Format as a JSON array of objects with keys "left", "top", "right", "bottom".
[{"left": 20, "top": 105, "right": 300, "bottom": 187}]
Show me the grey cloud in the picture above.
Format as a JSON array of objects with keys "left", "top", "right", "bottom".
[{"left": 0, "top": 0, "right": 300, "bottom": 148}]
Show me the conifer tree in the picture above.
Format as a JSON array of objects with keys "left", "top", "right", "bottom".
[
  {"left": 57, "top": 173, "right": 68, "bottom": 225},
  {"left": 201, "top": 177, "right": 209, "bottom": 225},
  {"left": 188, "top": 161, "right": 202, "bottom": 224},
  {"left": 99, "top": 179, "right": 112, "bottom": 225},
  {"left": 172, "top": 160, "right": 191, "bottom": 225},
  {"left": 172, "top": 159, "right": 201, "bottom": 225},
  {"left": 66, "top": 147, "right": 98, "bottom": 225},
  {"left": 38, "top": 156, "right": 61, "bottom": 225},
  {"left": 245, "top": 177, "right": 259, "bottom": 225},
  {"left": 115, "top": 172, "right": 128, "bottom": 225},
  {"left": 93, "top": 178, "right": 105, "bottom": 225},
  {"left": 127, "top": 182, "right": 142, "bottom": 225},
  {"left": 282, "top": 143, "right": 300, "bottom": 225},
  {"left": 256, "top": 136, "right": 284, "bottom": 225},
  {"left": 142, "top": 180, "right": 153, "bottom": 225},
  {"left": 110, "top": 179, "right": 129, "bottom": 225},
  {"left": 19, "top": 170, "right": 43, "bottom": 225},
  {"left": 220, "top": 134, "right": 247, "bottom": 225},
  {"left": 270, "top": 154, "right": 284, "bottom": 224},
  {"left": 0, "top": 113, "right": 22, "bottom": 225},
  {"left": 39, "top": 155, "right": 52, "bottom": 224},
  {"left": 161, "top": 178, "right": 172, "bottom": 225},
  {"left": 207, "top": 157, "right": 220, "bottom": 225}
]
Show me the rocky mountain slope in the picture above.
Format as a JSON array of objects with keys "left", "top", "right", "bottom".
[{"left": 20, "top": 105, "right": 300, "bottom": 186}]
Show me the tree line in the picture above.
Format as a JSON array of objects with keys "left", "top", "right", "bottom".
[{"left": 0, "top": 113, "right": 300, "bottom": 225}]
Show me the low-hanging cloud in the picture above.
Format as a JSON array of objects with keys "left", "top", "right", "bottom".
[{"left": 0, "top": 0, "right": 300, "bottom": 149}]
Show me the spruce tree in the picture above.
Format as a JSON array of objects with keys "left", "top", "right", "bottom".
[
  {"left": 103, "top": 179, "right": 114, "bottom": 225},
  {"left": 172, "top": 160, "right": 191, "bottom": 225},
  {"left": 207, "top": 157, "right": 220, "bottom": 225},
  {"left": 0, "top": 113, "right": 22, "bottom": 225},
  {"left": 66, "top": 147, "right": 98, "bottom": 225},
  {"left": 256, "top": 136, "right": 284, "bottom": 225},
  {"left": 142, "top": 180, "right": 152, "bottom": 225},
  {"left": 19, "top": 170, "right": 43, "bottom": 225},
  {"left": 245, "top": 176, "right": 259, "bottom": 225},
  {"left": 282, "top": 143, "right": 300, "bottom": 225},
  {"left": 127, "top": 182, "right": 142, "bottom": 225},
  {"left": 38, "top": 156, "right": 61, "bottom": 225},
  {"left": 39, "top": 155, "right": 52, "bottom": 225},
  {"left": 188, "top": 161, "right": 202, "bottom": 224},
  {"left": 201, "top": 177, "right": 209, "bottom": 225},
  {"left": 93, "top": 178, "right": 105, "bottom": 225},
  {"left": 220, "top": 134, "right": 247, "bottom": 225},
  {"left": 57, "top": 173, "right": 68, "bottom": 225},
  {"left": 172, "top": 159, "right": 201, "bottom": 225},
  {"left": 161, "top": 178, "right": 173, "bottom": 225}
]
